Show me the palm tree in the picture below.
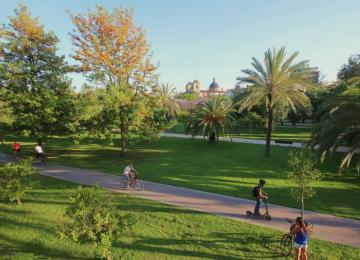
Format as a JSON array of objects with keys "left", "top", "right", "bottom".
[
  {"left": 237, "top": 47, "right": 315, "bottom": 157},
  {"left": 155, "top": 83, "right": 180, "bottom": 119},
  {"left": 309, "top": 83, "right": 360, "bottom": 172},
  {"left": 186, "top": 95, "right": 235, "bottom": 142}
]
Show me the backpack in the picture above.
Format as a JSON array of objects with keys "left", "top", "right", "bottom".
[{"left": 252, "top": 185, "right": 260, "bottom": 197}]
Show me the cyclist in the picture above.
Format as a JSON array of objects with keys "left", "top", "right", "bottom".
[
  {"left": 290, "top": 217, "right": 312, "bottom": 260},
  {"left": 12, "top": 141, "right": 21, "bottom": 156},
  {"left": 34, "top": 143, "right": 44, "bottom": 161},
  {"left": 253, "top": 179, "right": 268, "bottom": 216},
  {"left": 123, "top": 163, "right": 137, "bottom": 185}
]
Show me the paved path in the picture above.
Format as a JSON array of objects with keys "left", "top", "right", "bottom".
[
  {"left": 161, "top": 133, "right": 350, "bottom": 152},
  {"left": 1, "top": 153, "right": 359, "bottom": 248}
]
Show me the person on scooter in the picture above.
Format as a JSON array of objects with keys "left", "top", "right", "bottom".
[{"left": 253, "top": 179, "right": 268, "bottom": 216}]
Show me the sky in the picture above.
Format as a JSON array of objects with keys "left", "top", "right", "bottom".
[{"left": 1, "top": 0, "right": 360, "bottom": 92}]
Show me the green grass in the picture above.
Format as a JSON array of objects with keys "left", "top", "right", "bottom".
[
  {"left": 1, "top": 135, "right": 359, "bottom": 220},
  {"left": 167, "top": 123, "right": 311, "bottom": 142},
  {"left": 0, "top": 175, "right": 359, "bottom": 259}
]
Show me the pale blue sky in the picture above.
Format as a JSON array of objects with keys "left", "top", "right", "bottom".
[{"left": 1, "top": 0, "right": 359, "bottom": 91}]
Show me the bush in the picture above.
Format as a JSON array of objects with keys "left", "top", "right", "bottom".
[
  {"left": 60, "top": 185, "right": 131, "bottom": 259},
  {"left": 0, "top": 158, "right": 37, "bottom": 205}
]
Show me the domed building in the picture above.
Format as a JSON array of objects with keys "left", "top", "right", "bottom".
[
  {"left": 208, "top": 78, "right": 221, "bottom": 92},
  {"left": 183, "top": 78, "right": 226, "bottom": 97},
  {"left": 201, "top": 78, "right": 226, "bottom": 97}
]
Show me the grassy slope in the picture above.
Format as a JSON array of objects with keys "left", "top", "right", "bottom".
[
  {"left": 167, "top": 123, "right": 311, "bottom": 142},
  {"left": 1, "top": 135, "right": 359, "bottom": 220},
  {"left": 0, "top": 175, "right": 359, "bottom": 260}
]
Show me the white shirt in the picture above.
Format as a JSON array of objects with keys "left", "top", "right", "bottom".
[
  {"left": 34, "top": 145, "right": 43, "bottom": 154},
  {"left": 123, "top": 165, "right": 132, "bottom": 176}
]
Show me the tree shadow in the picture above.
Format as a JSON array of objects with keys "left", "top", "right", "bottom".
[
  {"left": 113, "top": 231, "right": 286, "bottom": 259},
  {"left": 0, "top": 233, "right": 90, "bottom": 259}
]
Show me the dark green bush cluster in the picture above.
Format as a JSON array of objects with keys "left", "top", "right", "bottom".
[
  {"left": 0, "top": 158, "right": 37, "bottom": 205},
  {"left": 60, "top": 185, "right": 131, "bottom": 259}
]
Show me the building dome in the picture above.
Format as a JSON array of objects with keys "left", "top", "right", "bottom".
[{"left": 209, "top": 78, "right": 219, "bottom": 90}]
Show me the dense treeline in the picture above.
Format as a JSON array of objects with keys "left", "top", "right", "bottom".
[
  {"left": 0, "top": 5, "right": 178, "bottom": 154},
  {"left": 0, "top": 4, "right": 358, "bottom": 171}
]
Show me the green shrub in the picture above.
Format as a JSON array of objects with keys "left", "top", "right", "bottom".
[
  {"left": 0, "top": 158, "right": 37, "bottom": 205},
  {"left": 60, "top": 185, "right": 130, "bottom": 259}
]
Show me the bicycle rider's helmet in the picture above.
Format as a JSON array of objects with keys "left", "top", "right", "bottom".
[{"left": 259, "top": 179, "right": 266, "bottom": 186}]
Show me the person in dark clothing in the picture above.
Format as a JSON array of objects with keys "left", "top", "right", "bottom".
[{"left": 253, "top": 179, "right": 268, "bottom": 215}]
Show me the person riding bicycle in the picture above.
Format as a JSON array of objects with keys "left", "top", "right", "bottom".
[
  {"left": 12, "top": 141, "right": 21, "bottom": 156},
  {"left": 290, "top": 217, "right": 312, "bottom": 260},
  {"left": 34, "top": 143, "right": 44, "bottom": 161},
  {"left": 123, "top": 163, "right": 137, "bottom": 185},
  {"left": 253, "top": 179, "right": 268, "bottom": 216}
]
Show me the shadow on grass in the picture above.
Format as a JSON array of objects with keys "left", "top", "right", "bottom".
[
  {"left": 114, "top": 232, "right": 285, "bottom": 260},
  {"left": 0, "top": 233, "right": 90, "bottom": 259},
  {"left": 116, "top": 199, "right": 207, "bottom": 216}
]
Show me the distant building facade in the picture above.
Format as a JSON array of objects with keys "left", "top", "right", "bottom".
[{"left": 184, "top": 78, "right": 226, "bottom": 97}]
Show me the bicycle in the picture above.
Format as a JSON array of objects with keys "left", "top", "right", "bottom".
[
  {"left": 13, "top": 151, "right": 22, "bottom": 162},
  {"left": 120, "top": 176, "right": 144, "bottom": 191},
  {"left": 280, "top": 229, "right": 294, "bottom": 256},
  {"left": 34, "top": 153, "right": 47, "bottom": 165}
]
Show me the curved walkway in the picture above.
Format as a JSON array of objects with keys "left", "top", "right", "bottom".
[
  {"left": 1, "top": 153, "right": 358, "bottom": 248},
  {"left": 161, "top": 133, "right": 350, "bottom": 152}
]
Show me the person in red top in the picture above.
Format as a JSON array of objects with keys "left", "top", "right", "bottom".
[{"left": 12, "top": 141, "right": 21, "bottom": 156}]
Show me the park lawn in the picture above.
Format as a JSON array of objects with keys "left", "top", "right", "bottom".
[
  {"left": 1, "top": 135, "right": 359, "bottom": 220},
  {"left": 167, "top": 123, "right": 312, "bottom": 142},
  {"left": 0, "top": 175, "right": 359, "bottom": 260}
]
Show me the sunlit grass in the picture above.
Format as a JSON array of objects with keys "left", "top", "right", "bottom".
[
  {"left": 1, "top": 135, "right": 359, "bottom": 220},
  {"left": 0, "top": 176, "right": 359, "bottom": 259}
]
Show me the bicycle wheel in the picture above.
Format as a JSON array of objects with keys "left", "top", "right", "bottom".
[
  {"left": 280, "top": 233, "right": 293, "bottom": 256},
  {"left": 120, "top": 177, "right": 129, "bottom": 189},
  {"left": 133, "top": 180, "right": 144, "bottom": 191},
  {"left": 40, "top": 155, "right": 47, "bottom": 165}
]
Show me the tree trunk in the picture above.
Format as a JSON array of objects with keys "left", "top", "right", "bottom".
[
  {"left": 301, "top": 193, "right": 304, "bottom": 219},
  {"left": 265, "top": 108, "right": 273, "bottom": 158},
  {"left": 16, "top": 197, "right": 22, "bottom": 206},
  {"left": 120, "top": 128, "right": 126, "bottom": 155},
  {"left": 0, "top": 133, "right": 4, "bottom": 145},
  {"left": 209, "top": 131, "right": 215, "bottom": 142}
]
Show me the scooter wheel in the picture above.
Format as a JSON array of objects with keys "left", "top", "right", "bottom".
[{"left": 265, "top": 215, "right": 272, "bottom": 221}]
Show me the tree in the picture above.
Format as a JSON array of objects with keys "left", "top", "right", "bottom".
[
  {"left": 176, "top": 92, "right": 200, "bottom": 101},
  {"left": 338, "top": 54, "right": 360, "bottom": 81},
  {"left": 186, "top": 95, "right": 235, "bottom": 142},
  {"left": 70, "top": 6, "right": 157, "bottom": 154},
  {"left": 288, "top": 110, "right": 302, "bottom": 126},
  {"left": 0, "top": 158, "right": 37, "bottom": 205},
  {"left": 0, "top": 88, "right": 14, "bottom": 144},
  {"left": 309, "top": 82, "right": 360, "bottom": 172},
  {"left": 287, "top": 150, "right": 322, "bottom": 219},
  {"left": 155, "top": 83, "right": 180, "bottom": 120},
  {"left": 237, "top": 47, "right": 315, "bottom": 157},
  {"left": 0, "top": 5, "right": 75, "bottom": 143}
]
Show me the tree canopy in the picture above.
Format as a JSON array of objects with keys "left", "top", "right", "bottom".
[
  {"left": 69, "top": 6, "right": 161, "bottom": 153},
  {"left": 237, "top": 47, "right": 315, "bottom": 157},
  {"left": 0, "top": 4, "right": 75, "bottom": 142}
]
